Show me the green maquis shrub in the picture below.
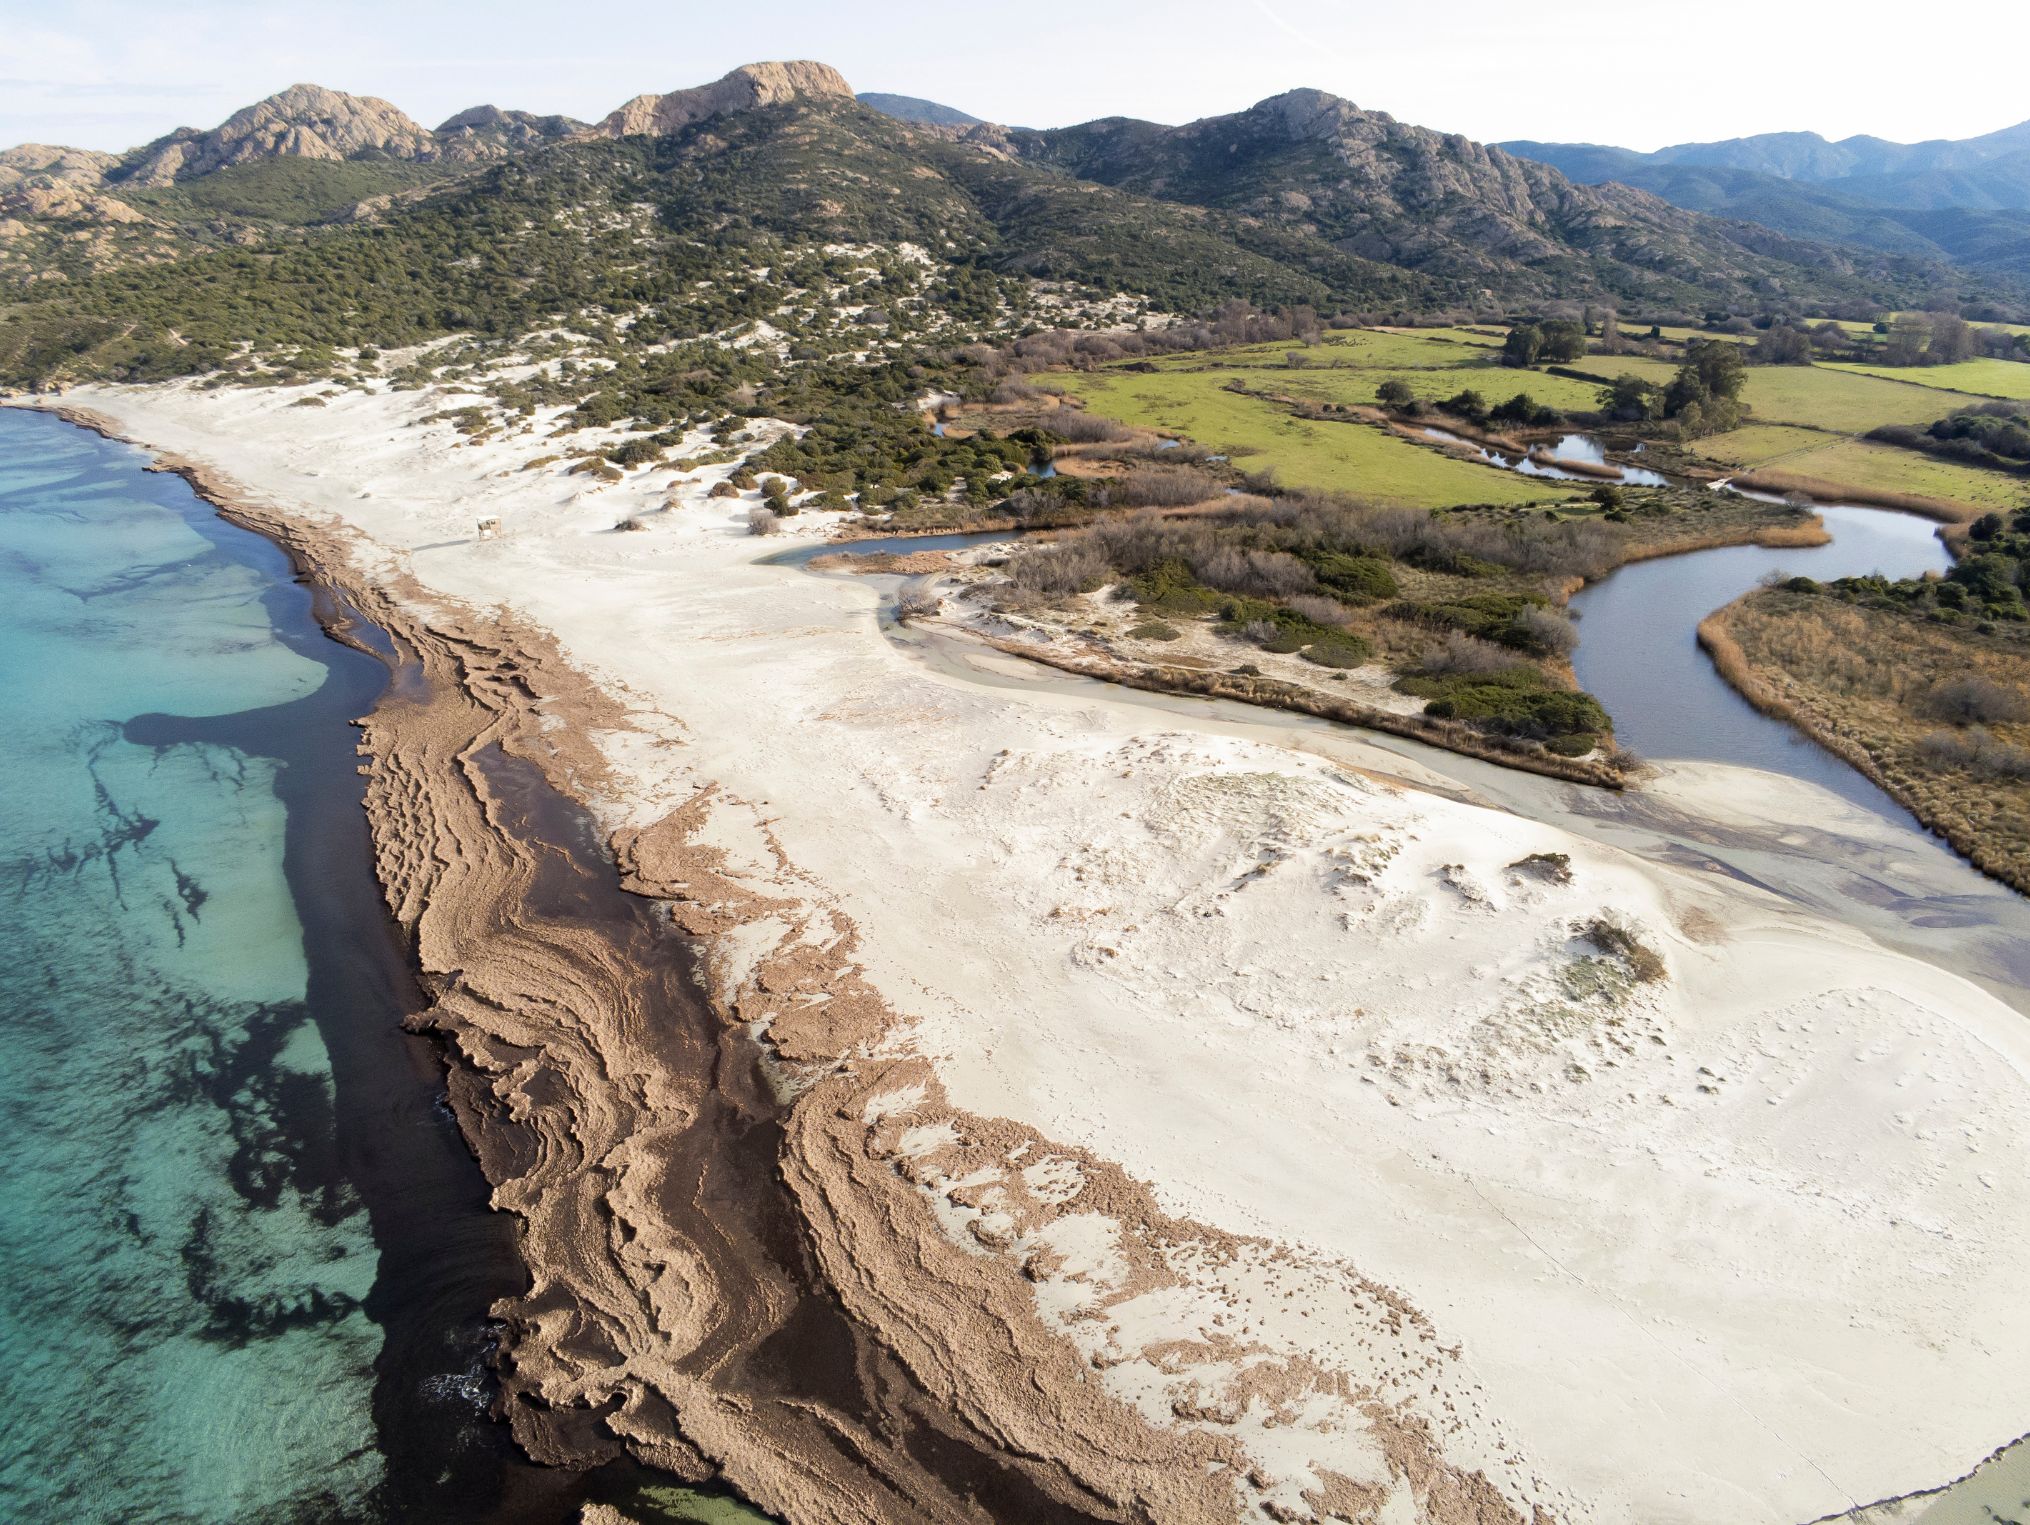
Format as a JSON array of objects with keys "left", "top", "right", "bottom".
[
  {"left": 608, "top": 437, "right": 665, "bottom": 468},
  {"left": 575, "top": 391, "right": 628, "bottom": 426},
  {"left": 1397, "top": 666, "right": 1608, "bottom": 742},
  {"left": 1948, "top": 553, "right": 2024, "bottom": 609},
  {"left": 1128, "top": 560, "right": 1224, "bottom": 615},
  {"left": 1390, "top": 591, "right": 1550, "bottom": 649},
  {"left": 1305, "top": 550, "right": 1399, "bottom": 603},
  {"left": 1215, "top": 596, "right": 1370, "bottom": 667},
  {"left": 1299, "top": 633, "right": 1371, "bottom": 668}
]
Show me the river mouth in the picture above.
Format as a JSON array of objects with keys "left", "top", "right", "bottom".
[
  {"left": 789, "top": 437, "right": 1968, "bottom": 833},
  {"left": 775, "top": 491, "right": 1949, "bottom": 821}
]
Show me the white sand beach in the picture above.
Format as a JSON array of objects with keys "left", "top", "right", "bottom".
[{"left": 46, "top": 373, "right": 2030, "bottom": 1525}]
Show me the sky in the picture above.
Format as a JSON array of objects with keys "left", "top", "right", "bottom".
[{"left": 6, "top": 0, "right": 2029, "bottom": 156}]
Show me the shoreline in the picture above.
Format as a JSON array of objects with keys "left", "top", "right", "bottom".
[
  {"left": 30, "top": 380, "right": 2030, "bottom": 1525},
  {"left": 27, "top": 403, "right": 1265, "bottom": 1522}
]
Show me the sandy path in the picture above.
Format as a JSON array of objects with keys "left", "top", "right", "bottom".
[{"left": 36, "top": 378, "right": 2030, "bottom": 1525}]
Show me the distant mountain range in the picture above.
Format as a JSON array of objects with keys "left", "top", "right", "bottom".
[
  {"left": 856, "top": 93, "right": 987, "bottom": 129},
  {"left": 0, "top": 62, "right": 2019, "bottom": 378},
  {"left": 1502, "top": 122, "right": 2030, "bottom": 279}
]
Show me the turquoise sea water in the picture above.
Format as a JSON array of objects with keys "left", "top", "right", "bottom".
[
  {"left": 0, "top": 409, "right": 385, "bottom": 1518},
  {"left": 0, "top": 410, "right": 771, "bottom": 1525}
]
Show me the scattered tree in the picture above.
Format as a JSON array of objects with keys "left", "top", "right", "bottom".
[
  {"left": 1597, "top": 373, "right": 1663, "bottom": 422},
  {"left": 1752, "top": 325, "right": 1813, "bottom": 366},
  {"left": 1500, "top": 325, "right": 1544, "bottom": 369},
  {"left": 1538, "top": 319, "right": 1587, "bottom": 363}
]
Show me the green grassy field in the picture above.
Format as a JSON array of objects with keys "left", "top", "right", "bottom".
[
  {"left": 1061, "top": 369, "right": 1583, "bottom": 508},
  {"left": 1822, "top": 358, "right": 2030, "bottom": 402},
  {"left": 1690, "top": 424, "right": 1838, "bottom": 468},
  {"left": 1275, "top": 364, "right": 1606, "bottom": 414},
  {"left": 1726, "top": 365, "right": 1955, "bottom": 431},
  {"left": 1129, "top": 326, "right": 1603, "bottom": 413},
  {"left": 1726, "top": 436, "right": 2027, "bottom": 511},
  {"left": 1571, "top": 356, "right": 1964, "bottom": 432},
  {"left": 1063, "top": 331, "right": 2026, "bottom": 516},
  {"left": 1892, "top": 312, "right": 2030, "bottom": 339},
  {"left": 1374, "top": 324, "right": 1504, "bottom": 349},
  {"left": 1144, "top": 328, "right": 1498, "bottom": 372}
]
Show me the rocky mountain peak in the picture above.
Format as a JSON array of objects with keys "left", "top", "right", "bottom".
[
  {"left": 599, "top": 60, "right": 854, "bottom": 138},
  {"left": 434, "top": 105, "right": 587, "bottom": 159},
  {"left": 1249, "top": 87, "right": 1384, "bottom": 141},
  {"left": 0, "top": 144, "right": 122, "bottom": 190},
  {"left": 116, "top": 84, "right": 438, "bottom": 186}
]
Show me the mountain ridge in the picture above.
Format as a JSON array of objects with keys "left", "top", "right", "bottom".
[
  {"left": 857, "top": 92, "right": 986, "bottom": 129},
  {"left": 1504, "top": 122, "right": 2030, "bottom": 280},
  {"left": 0, "top": 63, "right": 2019, "bottom": 321},
  {"left": 115, "top": 83, "right": 442, "bottom": 185},
  {"left": 1009, "top": 88, "right": 1977, "bottom": 307}
]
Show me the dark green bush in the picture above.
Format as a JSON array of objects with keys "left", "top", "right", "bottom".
[
  {"left": 1397, "top": 666, "right": 1608, "bottom": 743},
  {"left": 1305, "top": 550, "right": 1399, "bottom": 603}
]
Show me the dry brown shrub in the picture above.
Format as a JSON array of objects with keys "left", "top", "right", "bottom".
[
  {"left": 1921, "top": 675, "right": 2030, "bottom": 725},
  {"left": 1102, "top": 466, "right": 1221, "bottom": 509},
  {"left": 1285, "top": 594, "right": 1356, "bottom": 627},
  {"left": 1047, "top": 410, "right": 1134, "bottom": 444}
]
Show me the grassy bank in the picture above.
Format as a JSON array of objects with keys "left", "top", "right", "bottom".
[{"left": 1701, "top": 591, "right": 2030, "bottom": 894}]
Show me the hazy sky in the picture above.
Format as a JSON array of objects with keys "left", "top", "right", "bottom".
[{"left": 6, "top": 0, "right": 2029, "bottom": 155}]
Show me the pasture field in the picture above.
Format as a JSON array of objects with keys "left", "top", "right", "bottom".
[
  {"left": 1571, "top": 356, "right": 1964, "bottom": 432},
  {"left": 1061, "top": 332, "right": 2025, "bottom": 516},
  {"left": 1129, "top": 326, "right": 1601, "bottom": 412},
  {"left": 1689, "top": 425, "right": 1836, "bottom": 469},
  {"left": 1275, "top": 365, "right": 1606, "bottom": 414},
  {"left": 1892, "top": 313, "right": 2030, "bottom": 339},
  {"left": 1733, "top": 436, "right": 2027, "bottom": 512},
  {"left": 1627, "top": 325, "right": 1754, "bottom": 346},
  {"left": 1373, "top": 325, "right": 1504, "bottom": 349},
  {"left": 1143, "top": 328, "right": 1497, "bottom": 372},
  {"left": 1060, "top": 369, "right": 1583, "bottom": 508},
  {"left": 1822, "top": 358, "right": 2030, "bottom": 402}
]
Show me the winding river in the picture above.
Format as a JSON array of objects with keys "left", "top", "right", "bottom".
[{"left": 1568, "top": 502, "right": 1951, "bottom": 816}]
